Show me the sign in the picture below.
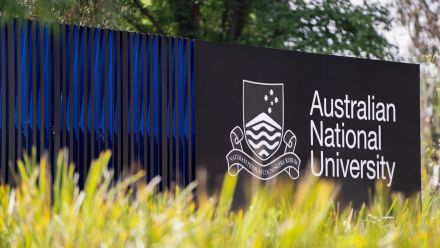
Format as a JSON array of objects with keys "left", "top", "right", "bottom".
[
  {"left": 195, "top": 41, "right": 420, "bottom": 205},
  {"left": 0, "top": 18, "right": 421, "bottom": 205}
]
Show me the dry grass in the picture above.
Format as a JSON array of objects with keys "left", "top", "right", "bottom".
[{"left": 0, "top": 149, "right": 437, "bottom": 247}]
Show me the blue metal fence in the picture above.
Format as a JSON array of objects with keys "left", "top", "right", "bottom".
[{"left": 0, "top": 17, "right": 195, "bottom": 187}]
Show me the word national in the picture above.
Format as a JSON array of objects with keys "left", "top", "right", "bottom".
[
  {"left": 309, "top": 90, "right": 397, "bottom": 187},
  {"left": 310, "top": 121, "right": 381, "bottom": 151}
]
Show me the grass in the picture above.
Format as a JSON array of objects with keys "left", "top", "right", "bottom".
[{"left": 0, "top": 149, "right": 438, "bottom": 247}]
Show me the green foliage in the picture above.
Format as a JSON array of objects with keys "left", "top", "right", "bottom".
[
  {"left": 0, "top": 0, "right": 394, "bottom": 59},
  {"left": 0, "top": 0, "right": 127, "bottom": 29},
  {"left": 0, "top": 150, "right": 437, "bottom": 247},
  {"left": 125, "top": 0, "right": 395, "bottom": 59}
]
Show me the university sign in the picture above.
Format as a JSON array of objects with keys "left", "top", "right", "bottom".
[
  {"left": 195, "top": 41, "right": 420, "bottom": 204},
  {"left": 0, "top": 18, "right": 420, "bottom": 205}
]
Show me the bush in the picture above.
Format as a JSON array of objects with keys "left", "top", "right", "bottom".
[{"left": 0, "top": 150, "right": 437, "bottom": 247}]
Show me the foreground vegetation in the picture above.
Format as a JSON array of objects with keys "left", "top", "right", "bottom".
[{"left": 0, "top": 150, "right": 438, "bottom": 247}]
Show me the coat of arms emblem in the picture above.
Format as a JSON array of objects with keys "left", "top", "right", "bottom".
[{"left": 226, "top": 80, "right": 301, "bottom": 180}]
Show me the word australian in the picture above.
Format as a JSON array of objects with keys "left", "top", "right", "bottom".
[{"left": 309, "top": 90, "right": 396, "bottom": 187}]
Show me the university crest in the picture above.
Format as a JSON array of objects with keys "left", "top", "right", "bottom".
[{"left": 226, "top": 80, "right": 301, "bottom": 180}]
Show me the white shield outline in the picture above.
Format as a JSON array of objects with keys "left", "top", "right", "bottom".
[{"left": 242, "top": 79, "right": 284, "bottom": 162}]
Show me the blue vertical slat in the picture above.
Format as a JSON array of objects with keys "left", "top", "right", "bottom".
[
  {"left": 156, "top": 37, "right": 163, "bottom": 184},
  {"left": 79, "top": 26, "right": 85, "bottom": 172},
  {"left": 178, "top": 38, "right": 184, "bottom": 185},
  {"left": 4, "top": 21, "right": 9, "bottom": 176},
  {"left": 43, "top": 24, "right": 49, "bottom": 150},
  {"left": 99, "top": 29, "right": 105, "bottom": 152},
  {"left": 73, "top": 25, "right": 80, "bottom": 166},
  {"left": 171, "top": 38, "right": 177, "bottom": 183},
  {"left": 0, "top": 19, "right": 196, "bottom": 186},
  {"left": 133, "top": 33, "right": 139, "bottom": 161},
  {"left": 86, "top": 27, "right": 91, "bottom": 168},
  {"left": 35, "top": 22, "right": 41, "bottom": 156},
  {"left": 127, "top": 32, "right": 131, "bottom": 167},
  {"left": 183, "top": 39, "right": 189, "bottom": 184},
  {"left": 65, "top": 25, "right": 71, "bottom": 152},
  {"left": 20, "top": 21, "right": 27, "bottom": 152},
  {"left": 26, "top": 21, "right": 33, "bottom": 153},
  {"left": 49, "top": 23, "right": 55, "bottom": 166},
  {"left": 107, "top": 31, "right": 114, "bottom": 169},
  {"left": 153, "top": 36, "right": 159, "bottom": 177},
  {"left": 139, "top": 34, "right": 145, "bottom": 168},
  {"left": 93, "top": 29, "right": 99, "bottom": 158},
  {"left": 13, "top": 20, "right": 18, "bottom": 162},
  {"left": 190, "top": 40, "right": 195, "bottom": 182},
  {"left": 166, "top": 37, "right": 171, "bottom": 184},
  {"left": 146, "top": 35, "right": 151, "bottom": 179}
]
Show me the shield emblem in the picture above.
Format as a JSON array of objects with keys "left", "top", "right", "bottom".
[{"left": 243, "top": 80, "right": 284, "bottom": 161}]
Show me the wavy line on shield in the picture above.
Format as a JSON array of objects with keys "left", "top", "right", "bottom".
[
  {"left": 248, "top": 140, "right": 280, "bottom": 150},
  {"left": 258, "top": 150, "right": 269, "bottom": 157},
  {"left": 245, "top": 130, "right": 281, "bottom": 141},
  {"left": 249, "top": 122, "right": 280, "bottom": 132}
]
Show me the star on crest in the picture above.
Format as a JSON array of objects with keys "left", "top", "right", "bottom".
[{"left": 263, "top": 88, "right": 279, "bottom": 115}]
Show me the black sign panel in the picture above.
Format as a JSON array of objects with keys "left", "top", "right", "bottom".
[{"left": 195, "top": 41, "right": 420, "bottom": 205}]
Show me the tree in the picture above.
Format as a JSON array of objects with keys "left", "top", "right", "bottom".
[
  {"left": 396, "top": 0, "right": 440, "bottom": 184},
  {"left": 396, "top": 0, "right": 439, "bottom": 67},
  {"left": 1, "top": 0, "right": 394, "bottom": 59},
  {"left": 0, "top": 0, "right": 126, "bottom": 30},
  {"left": 124, "top": 0, "right": 395, "bottom": 59}
]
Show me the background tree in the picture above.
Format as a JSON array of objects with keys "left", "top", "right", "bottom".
[
  {"left": 1, "top": 0, "right": 394, "bottom": 60},
  {"left": 396, "top": 0, "right": 440, "bottom": 184},
  {"left": 397, "top": 0, "right": 439, "bottom": 66},
  {"left": 0, "top": 0, "right": 126, "bottom": 29},
  {"left": 396, "top": 0, "right": 439, "bottom": 141},
  {"left": 124, "top": 0, "right": 395, "bottom": 59}
]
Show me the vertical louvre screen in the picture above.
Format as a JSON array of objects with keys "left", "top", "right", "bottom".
[{"left": 0, "top": 17, "right": 195, "bottom": 188}]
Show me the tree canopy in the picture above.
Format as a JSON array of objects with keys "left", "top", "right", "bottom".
[
  {"left": 125, "top": 0, "right": 394, "bottom": 59},
  {"left": 1, "top": 0, "right": 394, "bottom": 59}
]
